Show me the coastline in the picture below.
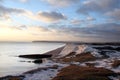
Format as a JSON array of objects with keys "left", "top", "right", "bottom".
[{"left": 0, "top": 43, "right": 120, "bottom": 80}]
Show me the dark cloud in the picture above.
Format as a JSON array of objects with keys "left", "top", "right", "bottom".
[
  {"left": 52, "top": 23, "right": 120, "bottom": 42},
  {"left": 106, "top": 9, "right": 120, "bottom": 20},
  {"left": 77, "top": 0, "right": 120, "bottom": 15},
  {"left": 37, "top": 11, "right": 67, "bottom": 22},
  {"left": 0, "top": 4, "right": 26, "bottom": 19},
  {"left": 0, "top": 5, "right": 25, "bottom": 14}
]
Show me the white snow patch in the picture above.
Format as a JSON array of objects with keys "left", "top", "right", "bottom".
[
  {"left": 106, "top": 51, "right": 120, "bottom": 59},
  {"left": 58, "top": 43, "right": 102, "bottom": 58},
  {"left": 109, "top": 76, "right": 120, "bottom": 80},
  {"left": 86, "top": 58, "right": 120, "bottom": 73},
  {"left": 58, "top": 43, "right": 77, "bottom": 57},
  {"left": 23, "top": 69, "right": 58, "bottom": 80},
  {"left": 23, "top": 60, "right": 68, "bottom": 80},
  {"left": 111, "top": 66, "right": 120, "bottom": 73}
]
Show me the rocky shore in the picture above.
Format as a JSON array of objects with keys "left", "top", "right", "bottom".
[{"left": 0, "top": 43, "right": 120, "bottom": 80}]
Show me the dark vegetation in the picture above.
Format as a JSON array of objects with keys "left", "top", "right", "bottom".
[
  {"left": 112, "top": 60, "right": 120, "bottom": 68},
  {"left": 85, "top": 62, "right": 96, "bottom": 67},
  {"left": 52, "top": 64, "right": 117, "bottom": 80},
  {"left": 61, "top": 52, "right": 97, "bottom": 62}
]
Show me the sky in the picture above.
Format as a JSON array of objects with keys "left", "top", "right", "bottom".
[{"left": 0, "top": 0, "right": 120, "bottom": 42}]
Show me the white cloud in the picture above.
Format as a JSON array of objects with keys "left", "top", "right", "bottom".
[
  {"left": 19, "top": 0, "right": 28, "bottom": 2},
  {"left": 86, "top": 16, "right": 95, "bottom": 21},
  {"left": 45, "top": 0, "right": 80, "bottom": 7}
]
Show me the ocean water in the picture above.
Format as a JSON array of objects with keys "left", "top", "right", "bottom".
[{"left": 0, "top": 42, "right": 64, "bottom": 77}]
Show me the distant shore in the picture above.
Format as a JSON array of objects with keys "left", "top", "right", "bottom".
[{"left": 33, "top": 41, "right": 120, "bottom": 45}]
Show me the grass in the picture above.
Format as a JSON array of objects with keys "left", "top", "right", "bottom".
[
  {"left": 61, "top": 52, "right": 97, "bottom": 63},
  {"left": 52, "top": 64, "right": 116, "bottom": 80},
  {"left": 9, "top": 77, "right": 22, "bottom": 80},
  {"left": 85, "top": 62, "right": 96, "bottom": 67},
  {"left": 112, "top": 60, "right": 120, "bottom": 68}
]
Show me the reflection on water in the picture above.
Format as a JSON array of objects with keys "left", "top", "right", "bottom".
[{"left": 0, "top": 42, "right": 64, "bottom": 77}]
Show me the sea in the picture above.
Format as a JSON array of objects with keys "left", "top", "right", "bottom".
[{"left": 0, "top": 42, "right": 64, "bottom": 77}]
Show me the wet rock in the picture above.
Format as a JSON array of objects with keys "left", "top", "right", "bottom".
[
  {"left": 0, "top": 75, "right": 24, "bottom": 80},
  {"left": 33, "top": 59, "right": 42, "bottom": 64},
  {"left": 19, "top": 54, "right": 52, "bottom": 59}
]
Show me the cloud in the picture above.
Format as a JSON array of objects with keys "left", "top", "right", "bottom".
[
  {"left": 0, "top": 5, "right": 25, "bottom": 13},
  {"left": 27, "top": 26, "right": 49, "bottom": 32},
  {"left": 70, "top": 16, "right": 95, "bottom": 25},
  {"left": 36, "top": 11, "right": 67, "bottom": 22},
  {"left": 45, "top": 0, "right": 80, "bottom": 7},
  {"left": 9, "top": 25, "right": 50, "bottom": 32},
  {"left": 71, "top": 19, "right": 84, "bottom": 25},
  {"left": 86, "top": 16, "right": 96, "bottom": 21},
  {"left": 19, "top": 0, "right": 28, "bottom": 3},
  {"left": 51, "top": 23, "right": 120, "bottom": 42},
  {"left": 0, "top": 3, "right": 67, "bottom": 23},
  {"left": 106, "top": 9, "right": 120, "bottom": 20},
  {"left": 0, "top": 0, "right": 3, "bottom": 2},
  {"left": 77, "top": 0, "right": 120, "bottom": 15},
  {"left": 0, "top": 4, "right": 26, "bottom": 19}
]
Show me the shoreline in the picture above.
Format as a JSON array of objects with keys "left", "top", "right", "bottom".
[
  {"left": 0, "top": 46, "right": 65, "bottom": 79},
  {"left": 0, "top": 43, "right": 120, "bottom": 80}
]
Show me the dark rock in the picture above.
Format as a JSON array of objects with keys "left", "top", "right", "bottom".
[
  {"left": 99, "top": 51, "right": 109, "bottom": 58},
  {"left": 19, "top": 54, "right": 52, "bottom": 59},
  {"left": 0, "top": 75, "right": 24, "bottom": 80},
  {"left": 33, "top": 59, "right": 42, "bottom": 64},
  {"left": 93, "top": 46, "right": 120, "bottom": 51}
]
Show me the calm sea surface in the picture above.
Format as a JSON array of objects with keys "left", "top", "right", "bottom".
[{"left": 0, "top": 42, "right": 64, "bottom": 77}]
